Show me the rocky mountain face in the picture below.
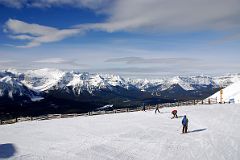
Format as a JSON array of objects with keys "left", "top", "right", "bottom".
[{"left": 1, "top": 68, "right": 240, "bottom": 117}]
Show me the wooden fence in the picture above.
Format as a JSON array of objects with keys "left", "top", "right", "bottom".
[{"left": 0, "top": 98, "right": 218, "bottom": 125}]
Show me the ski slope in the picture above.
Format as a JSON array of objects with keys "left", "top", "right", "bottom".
[
  {"left": 209, "top": 81, "right": 240, "bottom": 103},
  {"left": 0, "top": 104, "right": 240, "bottom": 160}
]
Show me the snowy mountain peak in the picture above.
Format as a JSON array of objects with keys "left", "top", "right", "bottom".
[
  {"left": 67, "top": 74, "right": 82, "bottom": 87},
  {"left": 88, "top": 74, "right": 107, "bottom": 88},
  {"left": 170, "top": 76, "right": 182, "bottom": 84},
  {"left": 22, "top": 68, "right": 66, "bottom": 91},
  {"left": 169, "top": 76, "right": 194, "bottom": 91},
  {"left": 0, "top": 75, "right": 37, "bottom": 100},
  {"left": 105, "top": 75, "right": 126, "bottom": 87}
]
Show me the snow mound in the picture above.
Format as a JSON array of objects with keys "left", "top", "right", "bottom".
[{"left": 209, "top": 80, "right": 240, "bottom": 103}]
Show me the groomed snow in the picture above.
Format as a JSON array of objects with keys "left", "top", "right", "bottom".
[{"left": 0, "top": 104, "right": 240, "bottom": 160}]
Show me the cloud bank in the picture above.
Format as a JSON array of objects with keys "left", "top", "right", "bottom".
[
  {"left": 103, "top": 0, "right": 240, "bottom": 32},
  {"left": 33, "top": 58, "right": 87, "bottom": 67},
  {"left": 2, "top": 0, "right": 240, "bottom": 47},
  {"left": 105, "top": 57, "right": 199, "bottom": 64}
]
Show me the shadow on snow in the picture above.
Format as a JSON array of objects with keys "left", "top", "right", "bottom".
[
  {"left": 0, "top": 143, "right": 17, "bottom": 158},
  {"left": 188, "top": 128, "right": 207, "bottom": 133}
]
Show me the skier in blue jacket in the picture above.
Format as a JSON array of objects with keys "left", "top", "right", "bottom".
[{"left": 182, "top": 115, "right": 189, "bottom": 133}]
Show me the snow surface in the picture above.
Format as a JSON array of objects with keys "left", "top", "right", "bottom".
[
  {"left": 209, "top": 81, "right": 240, "bottom": 103},
  {"left": 1, "top": 104, "right": 240, "bottom": 160}
]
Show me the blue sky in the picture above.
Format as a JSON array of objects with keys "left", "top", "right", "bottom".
[{"left": 0, "top": 0, "right": 240, "bottom": 78}]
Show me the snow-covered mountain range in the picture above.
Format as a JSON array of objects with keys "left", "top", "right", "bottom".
[
  {"left": 1, "top": 68, "right": 240, "bottom": 116},
  {"left": 1, "top": 68, "right": 240, "bottom": 100}
]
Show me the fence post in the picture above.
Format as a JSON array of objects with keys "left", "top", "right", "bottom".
[
  {"left": 15, "top": 117, "right": 18, "bottom": 123},
  {"left": 193, "top": 100, "right": 196, "bottom": 105},
  {"left": 202, "top": 100, "right": 204, "bottom": 104},
  {"left": 0, "top": 119, "right": 2, "bottom": 125},
  {"left": 208, "top": 98, "right": 211, "bottom": 104}
]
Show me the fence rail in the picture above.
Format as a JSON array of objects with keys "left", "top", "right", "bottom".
[{"left": 0, "top": 98, "right": 218, "bottom": 125}]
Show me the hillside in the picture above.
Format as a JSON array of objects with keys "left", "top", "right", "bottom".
[
  {"left": 209, "top": 81, "right": 240, "bottom": 103},
  {"left": 0, "top": 104, "right": 240, "bottom": 160}
]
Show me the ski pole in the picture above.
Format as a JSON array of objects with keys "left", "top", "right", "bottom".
[{"left": 177, "top": 125, "right": 182, "bottom": 132}]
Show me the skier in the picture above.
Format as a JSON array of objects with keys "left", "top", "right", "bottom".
[
  {"left": 171, "top": 110, "right": 178, "bottom": 118},
  {"left": 142, "top": 103, "right": 146, "bottom": 112},
  {"left": 182, "top": 115, "right": 188, "bottom": 133},
  {"left": 155, "top": 105, "right": 160, "bottom": 114}
]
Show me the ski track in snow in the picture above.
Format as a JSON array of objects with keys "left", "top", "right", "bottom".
[{"left": 0, "top": 104, "right": 240, "bottom": 160}]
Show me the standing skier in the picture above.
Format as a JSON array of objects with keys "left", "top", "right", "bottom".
[
  {"left": 171, "top": 110, "right": 178, "bottom": 118},
  {"left": 182, "top": 115, "right": 189, "bottom": 133},
  {"left": 155, "top": 105, "right": 160, "bottom": 114},
  {"left": 142, "top": 103, "right": 146, "bottom": 112}
]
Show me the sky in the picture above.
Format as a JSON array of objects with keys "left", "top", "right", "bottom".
[{"left": 0, "top": 0, "right": 240, "bottom": 78}]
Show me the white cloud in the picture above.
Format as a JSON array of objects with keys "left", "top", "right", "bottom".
[
  {"left": 33, "top": 58, "right": 87, "bottom": 67},
  {"left": 31, "top": 0, "right": 110, "bottom": 10},
  {"left": 34, "top": 58, "right": 69, "bottom": 64},
  {"left": 105, "top": 57, "right": 200, "bottom": 64},
  {"left": 4, "top": 19, "right": 83, "bottom": 48},
  {"left": 0, "top": 0, "right": 26, "bottom": 8},
  {"left": 9, "top": 35, "right": 34, "bottom": 40},
  {"left": 0, "top": 60, "right": 16, "bottom": 64},
  {"left": 0, "top": 0, "right": 110, "bottom": 9},
  {"left": 82, "top": 0, "right": 240, "bottom": 32}
]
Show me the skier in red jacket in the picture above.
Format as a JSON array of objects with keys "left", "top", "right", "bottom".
[{"left": 171, "top": 110, "right": 178, "bottom": 118}]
